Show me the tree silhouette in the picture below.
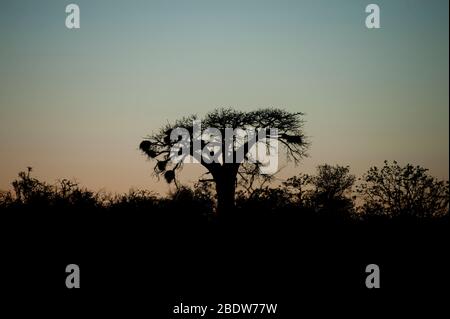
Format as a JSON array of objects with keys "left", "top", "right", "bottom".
[
  {"left": 356, "top": 161, "right": 449, "bottom": 218},
  {"left": 139, "top": 108, "right": 308, "bottom": 215},
  {"left": 309, "top": 164, "right": 355, "bottom": 219}
]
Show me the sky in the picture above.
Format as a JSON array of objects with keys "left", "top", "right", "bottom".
[{"left": 0, "top": 0, "right": 448, "bottom": 195}]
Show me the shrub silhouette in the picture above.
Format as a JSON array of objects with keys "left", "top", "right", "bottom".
[
  {"left": 11, "top": 167, "right": 54, "bottom": 208},
  {"left": 0, "top": 163, "right": 448, "bottom": 224},
  {"left": 356, "top": 161, "right": 449, "bottom": 219},
  {"left": 109, "top": 189, "right": 159, "bottom": 213},
  {"left": 309, "top": 164, "right": 356, "bottom": 220}
]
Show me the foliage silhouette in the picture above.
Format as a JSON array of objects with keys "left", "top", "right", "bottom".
[
  {"left": 309, "top": 164, "right": 356, "bottom": 221},
  {"left": 1, "top": 162, "right": 447, "bottom": 225},
  {"left": 139, "top": 108, "right": 309, "bottom": 215},
  {"left": 356, "top": 161, "right": 449, "bottom": 219}
]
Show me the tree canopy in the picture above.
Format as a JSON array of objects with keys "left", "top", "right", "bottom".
[{"left": 139, "top": 107, "right": 309, "bottom": 214}]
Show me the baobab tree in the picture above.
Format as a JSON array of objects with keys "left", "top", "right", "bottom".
[{"left": 139, "top": 108, "right": 308, "bottom": 215}]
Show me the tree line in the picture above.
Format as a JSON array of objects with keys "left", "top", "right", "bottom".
[{"left": 1, "top": 161, "right": 448, "bottom": 223}]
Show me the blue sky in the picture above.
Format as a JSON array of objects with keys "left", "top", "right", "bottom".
[{"left": 0, "top": 0, "right": 448, "bottom": 193}]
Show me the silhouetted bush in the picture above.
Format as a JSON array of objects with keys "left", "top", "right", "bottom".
[
  {"left": 1, "top": 163, "right": 448, "bottom": 225},
  {"left": 356, "top": 161, "right": 449, "bottom": 220},
  {"left": 236, "top": 186, "right": 293, "bottom": 213},
  {"left": 107, "top": 189, "right": 159, "bottom": 214},
  {"left": 308, "top": 164, "right": 356, "bottom": 221}
]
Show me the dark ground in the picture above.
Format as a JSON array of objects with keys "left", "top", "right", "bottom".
[{"left": 1, "top": 208, "right": 449, "bottom": 317}]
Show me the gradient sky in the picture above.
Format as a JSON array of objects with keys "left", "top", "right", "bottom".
[{"left": 0, "top": 0, "right": 448, "bottom": 194}]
